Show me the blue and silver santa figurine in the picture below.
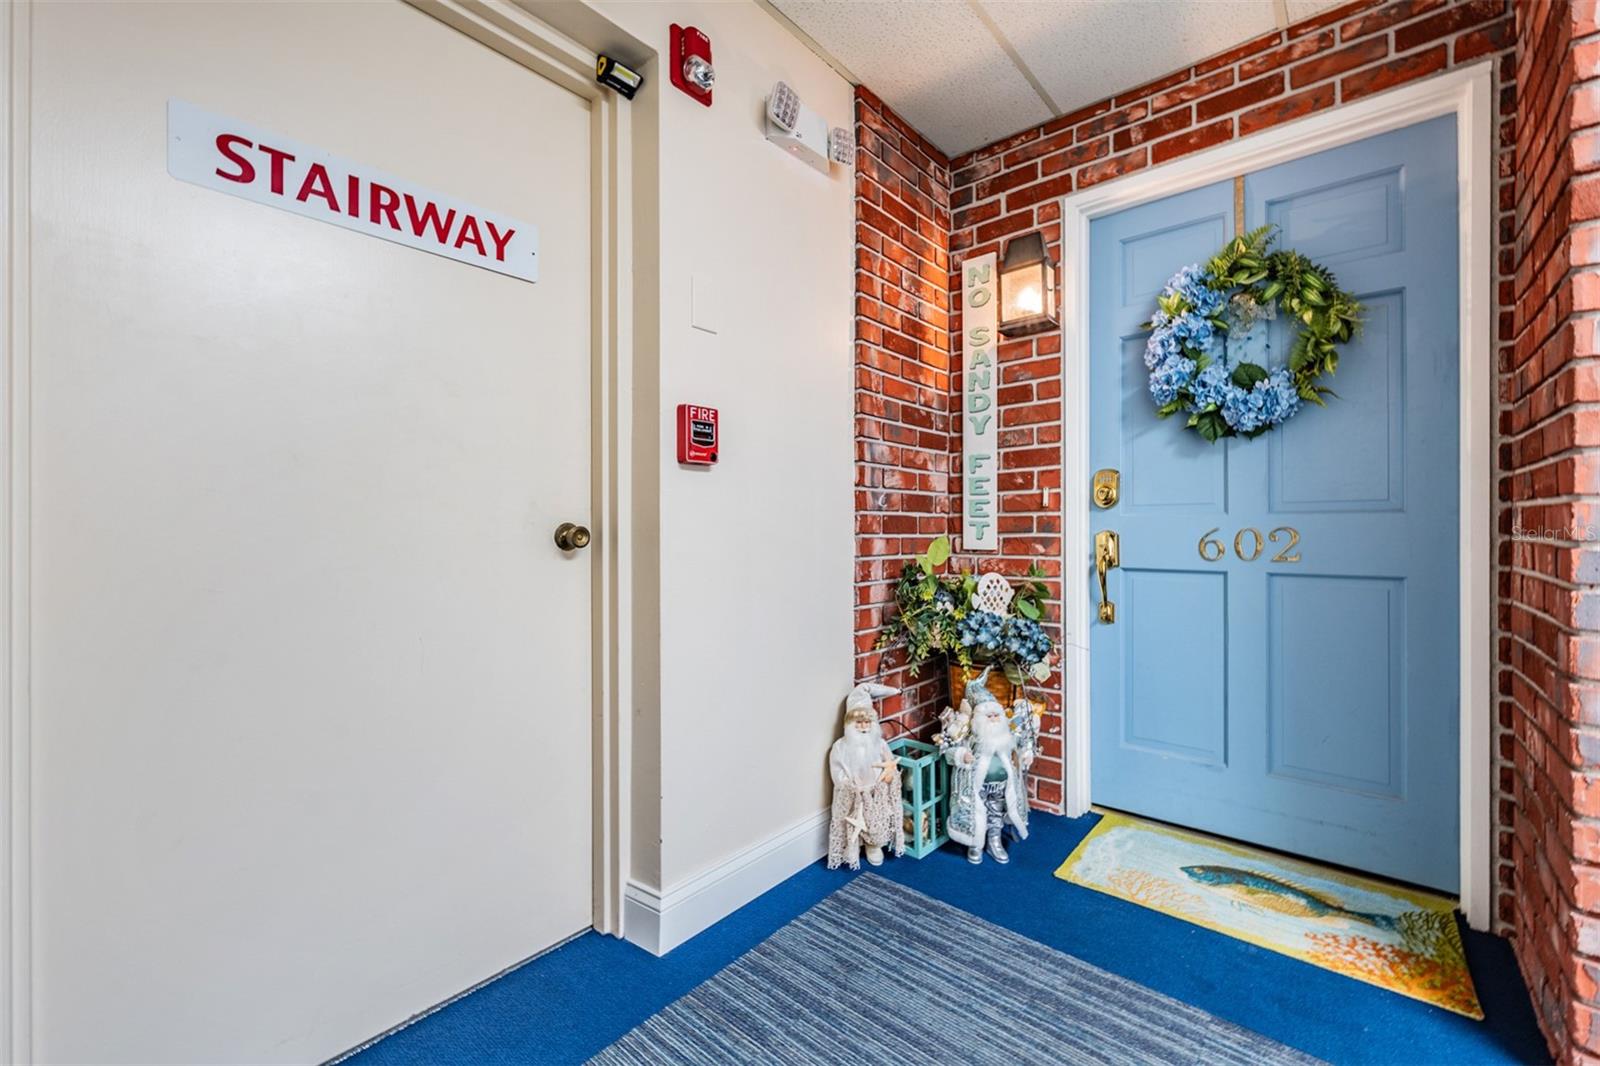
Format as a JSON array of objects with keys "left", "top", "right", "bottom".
[{"left": 937, "top": 669, "right": 1040, "bottom": 864}]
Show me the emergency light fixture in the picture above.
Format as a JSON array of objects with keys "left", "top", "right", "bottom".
[
  {"left": 595, "top": 54, "right": 643, "bottom": 99},
  {"left": 764, "top": 81, "right": 852, "bottom": 177},
  {"left": 828, "top": 127, "right": 855, "bottom": 167}
]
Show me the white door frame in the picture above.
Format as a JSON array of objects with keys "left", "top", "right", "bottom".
[
  {"left": 1057, "top": 61, "right": 1495, "bottom": 930},
  {"left": 0, "top": 2, "right": 636, "bottom": 1057}
]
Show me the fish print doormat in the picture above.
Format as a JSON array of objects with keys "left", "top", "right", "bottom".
[{"left": 1055, "top": 811, "right": 1481, "bottom": 1018}]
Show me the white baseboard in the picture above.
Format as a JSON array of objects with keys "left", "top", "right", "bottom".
[{"left": 623, "top": 807, "right": 829, "bottom": 956}]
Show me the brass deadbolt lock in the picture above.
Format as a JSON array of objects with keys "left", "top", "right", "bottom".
[
  {"left": 1093, "top": 469, "right": 1120, "bottom": 509},
  {"left": 554, "top": 523, "right": 592, "bottom": 551}
]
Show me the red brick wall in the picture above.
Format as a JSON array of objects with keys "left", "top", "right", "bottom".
[
  {"left": 852, "top": 87, "right": 955, "bottom": 738},
  {"left": 854, "top": 0, "right": 1519, "bottom": 828},
  {"left": 852, "top": 87, "right": 1067, "bottom": 811},
  {"left": 1503, "top": 0, "right": 1600, "bottom": 1058}
]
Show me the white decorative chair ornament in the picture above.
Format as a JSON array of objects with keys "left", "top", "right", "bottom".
[{"left": 973, "top": 571, "right": 1015, "bottom": 616}]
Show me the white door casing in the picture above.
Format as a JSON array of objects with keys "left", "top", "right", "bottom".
[
  {"left": 2, "top": 0, "right": 638, "bottom": 1061},
  {"left": 1057, "top": 62, "right": 1495, "bottom": 930}
]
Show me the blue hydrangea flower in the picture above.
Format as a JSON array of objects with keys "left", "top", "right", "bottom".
[
  {"left": 954, "top": 611, "right": 1053, "bottom": 671},
  {"left": 1219, "top": 371, "right": 1303, "bottom": 433},
  {"left": 1005, "top": 617, "right": 1052, "bottom": 665},
  {"left": 1222, "top": 383, "right": 1268, "bottom": 433},
  {"left": 1169, "top": 314, "right": 1216, "bottom": 355},
  {"left": 1260, "top": 368, "right": 1302, "bottom": 424},
  {"left": 957, "top": 611, "right": 1007, "bottom": 654},
  {"left": 1144, "top": 325, "right": 1180, "bottom": 369},
  {"left": 1189, "top": 363, "right": 1232, "bottom": 411},
  {"left": 1149, "top": 355, "right": 1196, "bottom": 406},
  {"left": 1165, "top": 264, "right": 1226, "bottom": 318}
]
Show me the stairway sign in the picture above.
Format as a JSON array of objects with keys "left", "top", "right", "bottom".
[{"left": 167, "top": 99, "right": 539, "bottom": 282}]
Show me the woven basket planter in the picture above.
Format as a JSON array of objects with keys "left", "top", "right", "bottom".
[{"left": 947, "top": 661, "right": 1015, "bottom": 708}]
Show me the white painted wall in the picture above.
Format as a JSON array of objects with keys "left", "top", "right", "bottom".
[{"left": 581, "top": 0, "right": 856, "bottom": 941}]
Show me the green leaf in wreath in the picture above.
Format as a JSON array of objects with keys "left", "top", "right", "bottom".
[
  {"left": 1231, "top": 362, "right": 1269, "bottom": 389},
  {"left": 1003, "top": 662, "right": 1026, "bottom": 685},
  {"left": 1194, "top": 410, "right": 1230, "bottom": 442},
  {"left": 1015, "top": 598, "right": 1041, "bottom": 620},
  {"left": 925, "top": 534, "right": 951, "bottom": 570}
]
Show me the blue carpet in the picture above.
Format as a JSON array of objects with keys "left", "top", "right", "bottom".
[
  {"left": 346, "top": 812, "right": 1548, "bottom": 1066},
  {"left": 592, "top": 874, "right": 1320, "bottom": 1065}
]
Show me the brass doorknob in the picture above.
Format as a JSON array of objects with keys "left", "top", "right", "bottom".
[
  {"left": 1095, "top": 529, "right": 1120, "bottom": 624},
  {"left": 554, "top": 523, "right": 592, "bottom": 551}
]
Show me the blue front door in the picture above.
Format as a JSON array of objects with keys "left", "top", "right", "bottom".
[{"left": 1088, "top": 116, "right": 1460, "bottom": 891}]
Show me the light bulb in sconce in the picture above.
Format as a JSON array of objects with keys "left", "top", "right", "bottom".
[{"left": 998, "top": 230, "right": 1059, "bottom": 337}]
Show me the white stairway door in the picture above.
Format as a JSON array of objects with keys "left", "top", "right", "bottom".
[{"left": 28, "top": 3, "right": 594, "bottom": 1063}]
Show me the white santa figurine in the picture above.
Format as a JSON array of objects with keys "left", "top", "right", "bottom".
[{"left": 827, "top": 682, "right": 906, "bottom": 869}]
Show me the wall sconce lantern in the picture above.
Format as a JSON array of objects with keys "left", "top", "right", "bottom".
[{"left": 998, "top": 231, "right": 1059, "bottom": 338}]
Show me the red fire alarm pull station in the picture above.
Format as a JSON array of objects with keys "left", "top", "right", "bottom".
[
  {"left": 677, "top": 404, "right": 719, "bottom": 465},
  {"left": 669, "top": 24, "right": 714, "bottom": 107}
]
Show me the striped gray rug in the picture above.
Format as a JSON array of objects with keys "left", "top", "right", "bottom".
[{"left": 591, "top": 874, "right": 1322, "bottom": 1066}]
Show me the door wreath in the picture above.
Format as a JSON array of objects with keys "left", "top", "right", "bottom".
[{"left": 1143, "top": 225, "right": 1362, "bottom": 442}]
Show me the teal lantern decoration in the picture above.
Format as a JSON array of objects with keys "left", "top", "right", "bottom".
[{"left": 889, "top": 736, "right": 948, "bottom": 857}]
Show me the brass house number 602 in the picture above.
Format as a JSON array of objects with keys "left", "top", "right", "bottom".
[{"left": 1197, "top": 526, "right": 1302, "bottom": 563}]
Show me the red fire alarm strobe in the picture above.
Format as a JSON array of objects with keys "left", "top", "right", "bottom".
[
  {"left": 677, "top": 404, "right": 718, "bottom": 465},
  {"left": 670, "top": 24, "right": 714, "bottom": 107}
]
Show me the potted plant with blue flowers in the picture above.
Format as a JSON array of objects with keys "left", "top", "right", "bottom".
[{"left": 875, "top": 535, "right": 1057, "bottom": 707}]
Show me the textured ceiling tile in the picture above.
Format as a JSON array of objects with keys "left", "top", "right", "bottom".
[
  {"left": 1285, "top": 0, "right": 1353, "bottom": 22},
  {"left": 771, "top": 0, "right": 1054, "bottom": 156},
  {"left": 981, "top": 0, "right": 1279, "bottom": 118}
]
